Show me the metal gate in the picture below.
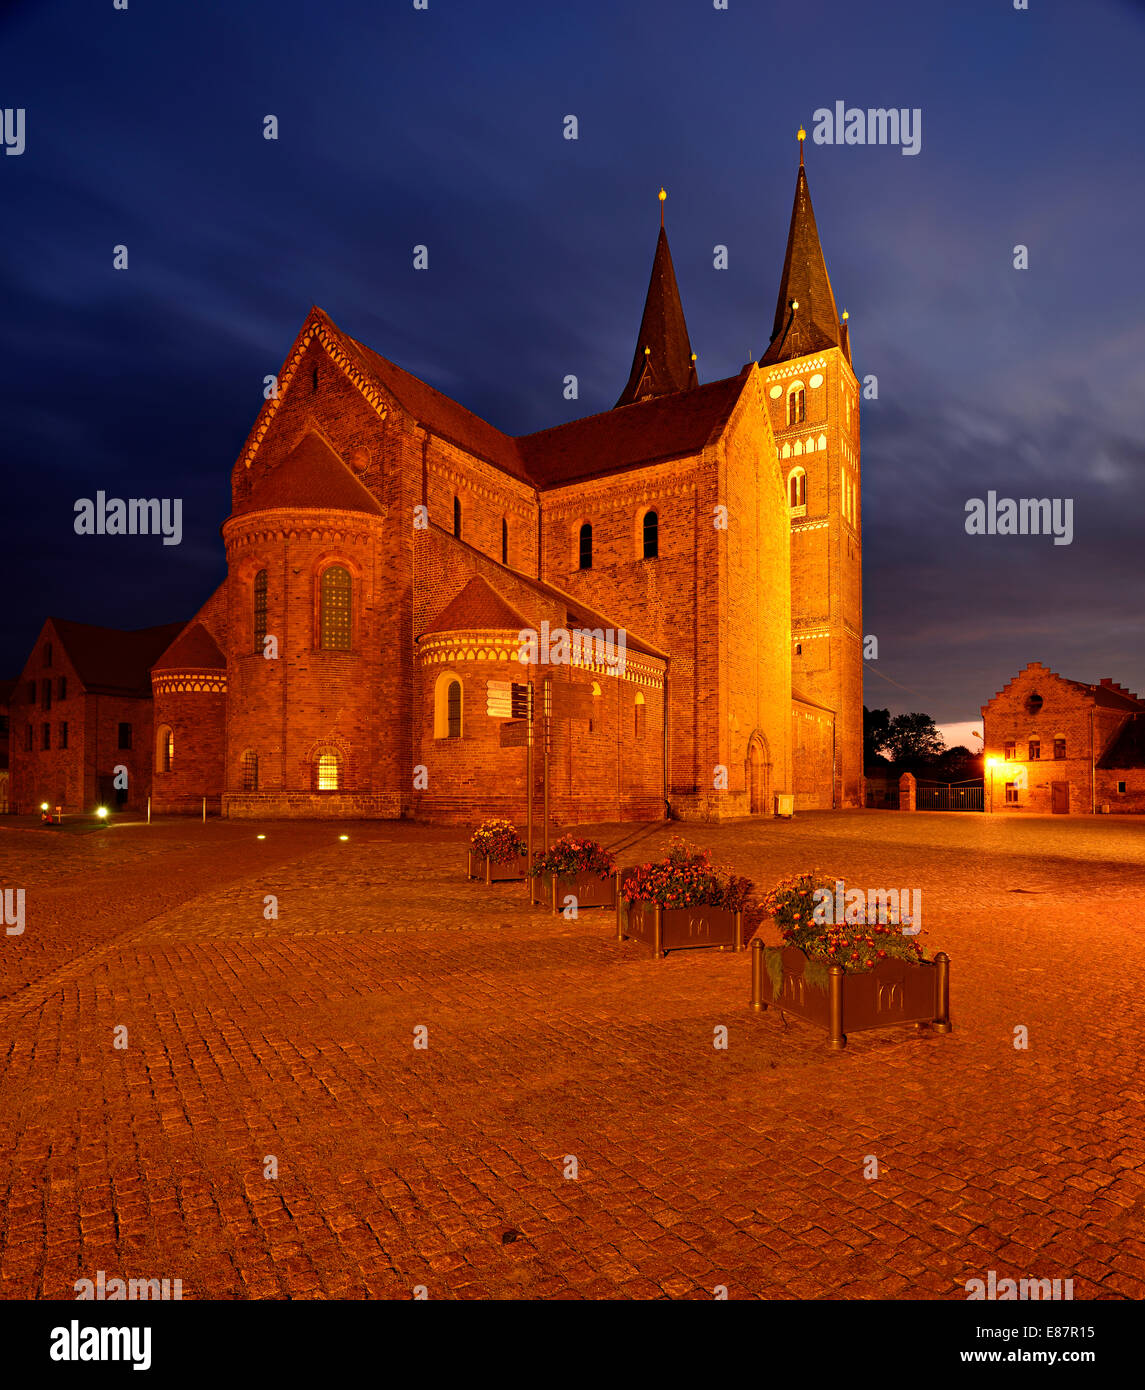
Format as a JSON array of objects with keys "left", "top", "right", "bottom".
[{"left": 915, "top": 782, "right": 984, "bottom": 811}]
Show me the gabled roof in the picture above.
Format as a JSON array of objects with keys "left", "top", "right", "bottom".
[
  {"left": 761, "top": 161, "right": 842, "bottom": 366},
  {"left": 1064, "top": 678, "right": 1145, "bottom": 711},
  {"left": 1098, "top": 714, "right": 1145, "bottom": 769},
  {"left": 232, "top": 430, "right": 384, "bottom": 518},
  {"left": 615, "top": 223, "right": 698, "bottom": 408},
  {"left": 419, "top": 576, "right": 529, "bottom": 637},
  {"left": 344, "top": 331, "right": 532, "bottom": 482},
  {"left": 258, "top": 308, "right": 747, "bottom": 495},
  {"left": 518, "top": 373, "right": 747, "bottom": 488},
  {"left": 152, "top": 622, "right": 225, "bottom": 673},
  {"left": 50, "top": 618, "right": 188, "bottom": 698}
]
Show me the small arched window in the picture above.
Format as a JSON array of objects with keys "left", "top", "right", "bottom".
[
  {"left": 320, "top": 565, "right": 352, "bottom": 651},
  {"left": 241, "top": 749, "right": 258, "bottom": 791},
  {"left": 501, "top": 518, "right": 509, "bottom": 566},
  {"left": 157, "top": 726, "right": 174, "bottom": 773},
  {"left": 579, "top": 522, "right": 593, "bottom": 570},
  {"left": 315, "top": 751, "right": 342, "bottom": 791},
  {"left": 1026, "top": 692, "right": 1043, "bottom": 716},
  {"left": 634, "top": 691, "right": 646, "bottom": 740},
  {"left": 434, "top": 672, "right": 464, "bottom": 739},
  {"left": 253, "top": 569, "right": 268, "bottom": 651},
  {"left": 787, "top": 384, "right": 806, "bottom": 426},
  {"left": 453, "top": 496, "right": 462, "bottom": 539},
  {"left": 642, "top": 511, "right": 658, "bottom": 560},
  {"left": 788, "top": 468, "right": 806, "bottom": 510}
]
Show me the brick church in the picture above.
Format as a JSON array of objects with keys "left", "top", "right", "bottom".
[{"left": 10, "top": 138, "right": 863, "bottom": 822}]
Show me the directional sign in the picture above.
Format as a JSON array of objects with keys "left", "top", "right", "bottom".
[
  {"left": 500, "top": 719, "right": 528, "bottom": 749},
  {"left": 550, "top": 682, "right": 594, "bottom": 720},
  {"left": 487, "top": 679, "right": 531, "bottom": 719}
]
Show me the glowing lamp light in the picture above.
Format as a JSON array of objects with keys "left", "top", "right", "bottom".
[
  {"left": 40, "top": 802, "right": 49, "bottom": 811},
  {"left": 256, "top": 834, "right": 266, "bottom": 841},
  {"left": 96, "top": 807, "right": 108, "bottom": 819},
  {"left": 339, "top": 835, "right": 349, "bottom": 841}
]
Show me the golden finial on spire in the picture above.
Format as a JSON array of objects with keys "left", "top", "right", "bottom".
[
  {"left": 797, "top": 125, "right": 806, "bottom": 166},
  {"left": 659, "top": 186, "right": 666, "bottom": 227},
  {"left": 842, "top": 309, "right": 849, "bottom": 321},
  {"left": 644, "top": 345, "right": 651, "bottom": 356}
]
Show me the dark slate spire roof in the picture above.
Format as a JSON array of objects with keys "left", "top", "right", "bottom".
[
  {"left": 615, "top": 223, "right": 698, "bottom": 408},
  {"left": 761, "top": 160, "right": 842, "bottom": 366}
]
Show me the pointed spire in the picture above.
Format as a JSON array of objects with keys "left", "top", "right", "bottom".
[
  {"left": 615, "top": 190, "right": 698, "bottom": 408},
  {"left": 760, "top": 134, "right": 842, "bottom": 366}
]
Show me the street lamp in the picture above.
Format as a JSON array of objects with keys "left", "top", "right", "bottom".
[{"left": 96, "top": 807, "right": 108, "bottom": 820}]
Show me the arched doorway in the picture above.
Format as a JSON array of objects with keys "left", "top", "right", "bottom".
[{"left": 747, "top": 733, "right": 771, "bottom": 815}]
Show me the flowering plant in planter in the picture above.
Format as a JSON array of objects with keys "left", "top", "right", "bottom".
[
  {"left": 529, "top": 835, "right": 615, "bottom": 880},
  {"left": 469, "top": 818, "right": 527, "bottom": 864},
  {"left": 761, "top": 872, "right": 928, "bottom": 975},
  {"left": 620, "top": 838, "right": 752, "bottom": 911}
]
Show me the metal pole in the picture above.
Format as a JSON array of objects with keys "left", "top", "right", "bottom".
[
  {"left": 147, "top": 796, "right": 151, "bottom": 826},
  {"left": 933, "top": 952, "right": 952, "bottom": 1032},
  {"left": 543, "top": 676, "right": 551, "bottom": 855},
  {"left": 751, "top": 937, "right": 765, "bottom": 1010},
  {"left": 526, "top": 681, "right": 534, "bottom": 874},
  {"left": 202, "top": 796, "right": 206, "bottom": 823},
  {"left": 828, "top": 965, "right": 846, "bottom": 1050}
]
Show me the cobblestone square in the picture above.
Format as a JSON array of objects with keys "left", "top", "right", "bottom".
[{"left": 1, "top": 811, "right": 1143, "bottom": 1300}]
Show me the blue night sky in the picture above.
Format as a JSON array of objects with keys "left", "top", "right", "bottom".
[{"left": 2, "top": 0, "right": 1143, "bottom": 731}]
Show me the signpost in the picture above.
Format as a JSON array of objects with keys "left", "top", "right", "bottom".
[{"left": 488, "top": 676, "right": 597, "bottom": 875}]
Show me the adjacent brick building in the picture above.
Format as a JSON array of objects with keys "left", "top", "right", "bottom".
[
  {"left": 0, "top": 678, "right": 14, "bottom": 813},
  {"left": 981, "top": 662, "right": 1145, "bottom": 814},
  {"left": 8, "top": 619, "right": 184, "bottom": 814},
  {"left": 20, "top": 141, "right": 864, "bottom": 823}
]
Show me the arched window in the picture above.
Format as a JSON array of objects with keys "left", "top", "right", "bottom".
[
  {"left": 788, "top": 468, "right": 806, "bottom": 510},
  {"left": 315, "top": 751, "right": 342, "bottom": 791},
  {"left": 433, "top": 671, "right": 464, "bottom": 740},
  {"left": 579, "top": 522, "right": 593, "bottom": 570},
  {"left": 241, "top": 750, "right": 258, "bottom": 791},
  {"left": 590, "top": 680, "right": 601, "bottom": 735},
  {"left": 787, "top": 384, "right": 806, "bottom": 426},
  {"left": 253, "top": 569, "right": 268, "bottom": 651},
  {"left": 634, "top": 691, "right": 646, "bottom": 739},
  {"left": 453, "top": 496, "right": 462, "bottom": 539},
  {"left": 320, "top": 565, "right": 351, "bottom": 650},
  {"left": 501, "top": 518, "right": 508, "bottom": 566},
  {"left": 156, "top": 726, "right": 174, "bottom": 773},
  {"left": 642, "top": 510, "right": 658, "bottom": 560}
]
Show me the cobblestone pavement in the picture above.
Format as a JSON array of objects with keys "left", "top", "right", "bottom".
[{"left": 1, "top": 811, "right": 1143, "bottom": 1300}]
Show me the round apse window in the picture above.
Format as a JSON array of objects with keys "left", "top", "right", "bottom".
[{"left": 1026, "top": 692, "right": 1043, "bottom": 715}]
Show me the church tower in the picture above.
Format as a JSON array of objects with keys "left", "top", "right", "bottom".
[
  {"left": 760, "top": 131, "right": 863, "bottom": 808},
  {"left": 615, "top": 189, "right": 699, "bottom": 407}
]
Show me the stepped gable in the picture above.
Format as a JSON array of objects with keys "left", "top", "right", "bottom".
[{"left": 232, "top": 430, "right": 384, "bottom": 518}]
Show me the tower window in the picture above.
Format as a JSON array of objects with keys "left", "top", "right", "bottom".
[
  {"left": 787, "top": 386, "right": 805, "bottom": 426},
  {"left": 447, "top": 680, "right": 462, "bottom": 738},
  {"left": 157, "top": 726, "right": 174, "bottom": 772},
  {"left": 501, "top": 518, "right": 509, "bottom": 566},
  {"left": 312, "top": 366, "right": 319, "bottom": 392},
  {"left": 634, "top": 691, "right": 646, "bottom": 739},
  {"left": 579, "top": 522, "right": 592, "bottom": 570},
  {"left": 42, "top": 722, "right": 51, "bottom": 750},
  {"left": 320, "top": 565, "right": 352, "bottom": 651},
  {"left": 788, "top": 468, "right": 806, "bottom": 510},
  {"left": 642, "top": 510, "right": 658, "bottom": 560},
  {"left": 315, "top": 751, "right": 342, "bottom": 791},
  {"left": 241, "top": 750, "right": 258, "bottom": 791},
  {"left": 254, "top": 569, "right": 268, "bottom": 651},
  {"left": 58, "top": 677, "right": 67, "bottom": 700},
  {"left": 453, "top": 496, "right": 462, "bottom": 539},
  {"left": 41, "top": 680, "right": 51, "bottom": 711}
]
